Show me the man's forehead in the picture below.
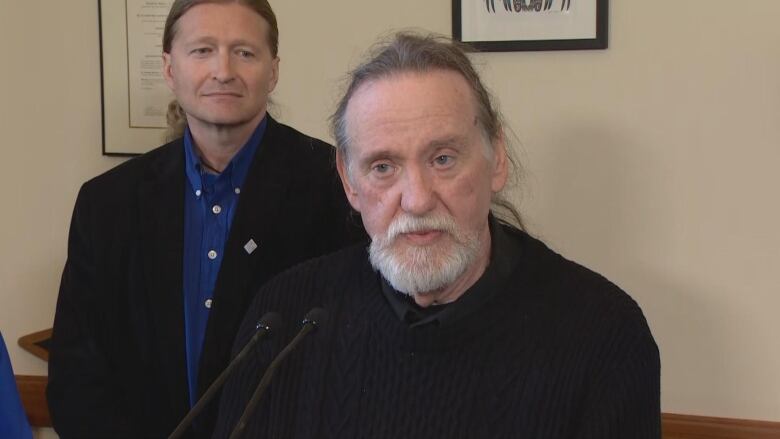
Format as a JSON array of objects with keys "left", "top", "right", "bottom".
[
  {"left": 353, "top": 70, "right": 473, "bottom": 106},
  {"left": 345, "top": 70, "right": 479, "bottom": 136},
  {"left": 173, "top": 3, "right": 269, "bottom": 42}
]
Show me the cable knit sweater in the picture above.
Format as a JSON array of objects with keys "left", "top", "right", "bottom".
[{"left": 213, "top": 225, "right": 661, "bottom": 438}]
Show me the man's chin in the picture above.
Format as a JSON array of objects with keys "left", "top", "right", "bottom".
[{"left": 370, "top": 229, "right": 482, "bottom": 297}]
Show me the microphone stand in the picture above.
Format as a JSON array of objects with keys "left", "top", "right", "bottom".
[
  {"left": 228, "top": 308, "right": 327, "bottom": 439},
  {"left": 168, "top": 312, "right": 282, "bottom": 439}
]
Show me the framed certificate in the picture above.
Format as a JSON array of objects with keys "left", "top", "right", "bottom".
[
  {"left": 99, "top": 0, "right": 175, "bottom": 155},
  {"left": 453, "top": 0, "right": 608, "bottom": 52}
]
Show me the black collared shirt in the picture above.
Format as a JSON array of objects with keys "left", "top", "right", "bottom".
[{"left": 380, "top": 216, "right": 522, "bottom": 328}]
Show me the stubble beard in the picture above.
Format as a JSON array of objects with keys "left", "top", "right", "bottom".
[{"left": 368, "top": 213, "right": 482, "bottom": 297}]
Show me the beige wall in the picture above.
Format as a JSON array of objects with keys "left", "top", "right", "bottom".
[{"left": 1, "top": 1, "right": 778, "bottom": 435}]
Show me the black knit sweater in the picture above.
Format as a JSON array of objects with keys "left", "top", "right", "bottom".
[{"left": 213, "top": 226, "right": 661, "bottom": 438}]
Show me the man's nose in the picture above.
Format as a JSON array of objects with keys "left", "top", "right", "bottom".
[
  {"left": 212, "top": 51, "right": 235, "bottom": 83},
  {"left": 400, "top": 167, "right": 436, "bottom": 215}
]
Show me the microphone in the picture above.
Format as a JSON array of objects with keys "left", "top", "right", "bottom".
[
  {"left": 228, "top": 308, "right": 328, "bottom": 439},
  {"left": 168, "top": 312, "right": 282, "bottom": 439}
]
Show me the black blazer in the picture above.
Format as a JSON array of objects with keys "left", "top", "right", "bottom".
[{"left": 47, "top": 117, "right": 365, "bottom": 438}]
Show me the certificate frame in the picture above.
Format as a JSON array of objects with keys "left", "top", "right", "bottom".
[
  {"left": 98, "top": 0, "right": 173, "bottom": 156},
  {"left": 452, "top": 0, "right": 608, "bottom": 52}
]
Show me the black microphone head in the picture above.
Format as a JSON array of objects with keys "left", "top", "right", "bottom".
[
  {"left": 301, "top": 307, "right": 328, "bottom": 329},
  {"left": 256, "top": 312, "right": 282, "bottom": 333}
]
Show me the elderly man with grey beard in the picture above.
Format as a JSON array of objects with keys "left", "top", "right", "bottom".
[{"left": 213, "top": 32, "right": 661, "bottom": 439}]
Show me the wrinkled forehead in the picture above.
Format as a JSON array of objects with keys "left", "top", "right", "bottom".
[
  {"left": 171, "top": 2, "right": 271, "bottom": 46},
  {"left": 344, "top": 70, "right": 481, "bottom": 147}
]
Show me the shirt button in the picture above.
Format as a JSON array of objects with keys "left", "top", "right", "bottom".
[
  {"left": 234, "top": 187, "right": 241, "bottom": 194},
  {"left": 195, "top": 189, "right": 202, "bottom": 197},
  {"left": 204, "top": 299, "right": 213, "bottom": 309},
  {"left": 212, "top": 205, "right": 222, "bottom": 214},
  {"left": 207, "top": 250, "right": 217, "bottom": 260}
]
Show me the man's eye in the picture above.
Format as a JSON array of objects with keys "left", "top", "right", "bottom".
[
  {"left": 371, "top": 163, "right": 393, "bottom": 174},
  {"left": 434, "top": 155, "right": 453, "bottom": 166},
  {"left": 191, "top": 48, "right": 211, "bottom": 55},
  {"left": 237, "top": 50, "right": 255, "bottom": 58}
]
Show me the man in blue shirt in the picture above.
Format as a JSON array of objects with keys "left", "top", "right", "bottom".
[
  {"left": 0, "top": 332, "right": 32, "bottom": 439},
  {"left": 47, "top": 1, "right": 364, "bottom": 438}
]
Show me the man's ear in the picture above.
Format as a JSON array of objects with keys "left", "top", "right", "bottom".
[
  {"left": 490, "top": 131, "right": 509, "bottom": 193},
  {"left": 162, "top": 52, "right": 175, "bottom": 91},
  {"left": 268, "top": 56, "right": 280, "bottom": 93},
  {"left": 335, "top": 149, "right": 361, "bottom": 213}
]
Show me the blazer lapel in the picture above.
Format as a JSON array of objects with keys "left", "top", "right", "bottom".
[{"left": 138, "top": 142, "right": 190, "bottom": 418}]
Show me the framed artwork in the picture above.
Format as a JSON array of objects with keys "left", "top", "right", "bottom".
[
  {"left": 452, "top": 0, "right": 608, "bottom": 52},
  {"left": 99, "top": 0, "right": 174, "bottom": 156}
]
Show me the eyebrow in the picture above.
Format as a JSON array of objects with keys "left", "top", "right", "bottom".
[
  {"left": 230, "top": 39, "right": 262, "bottom": 48},
  {"left": 181, "top": 35, "right": 216, "bottom": 45},
  {"left": 427, "top": 135, "right": 467, "bottom": 150},
  {"left": 356, "top": 135, "right": 468, "bottom": 166},
  {"left": 357, "top": 149, "right": 402, "bottom": 167},
  {"left": 182, "top": 36, "right": 260, "bottom": 49}
]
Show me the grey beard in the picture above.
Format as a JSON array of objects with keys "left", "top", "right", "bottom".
[{"left": 368, "top": 214, "right": 481, "bottom": 296}]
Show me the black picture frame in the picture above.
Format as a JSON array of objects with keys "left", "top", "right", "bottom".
[
  {"left": 98, "top": 0, "right": 173, "bottom": 156},
  {"left": 452, "top": 0, "right": 608, "bottom": 52}
]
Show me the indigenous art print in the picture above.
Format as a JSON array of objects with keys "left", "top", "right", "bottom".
[
  {"left": 453, "top": 0, "right": 608, "bottom": 51},
  {"left": 99, "top": 0, "right": 174, "bottom": 155}
]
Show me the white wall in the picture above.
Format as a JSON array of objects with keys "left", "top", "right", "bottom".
[
  {"left": 1, "top": 2, "right": 778, "bottom": 435},
  {"left": 0, "top": 2, "right": 125, "bottom": 437}
]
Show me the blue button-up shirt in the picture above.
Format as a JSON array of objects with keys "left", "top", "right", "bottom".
[{"left": 182, "top": 117, "right": 266, "bottom": 406}]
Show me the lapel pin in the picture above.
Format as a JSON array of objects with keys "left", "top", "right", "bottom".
[{"left": 244, "top": 239, "right": 258, "bottom": 255}]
